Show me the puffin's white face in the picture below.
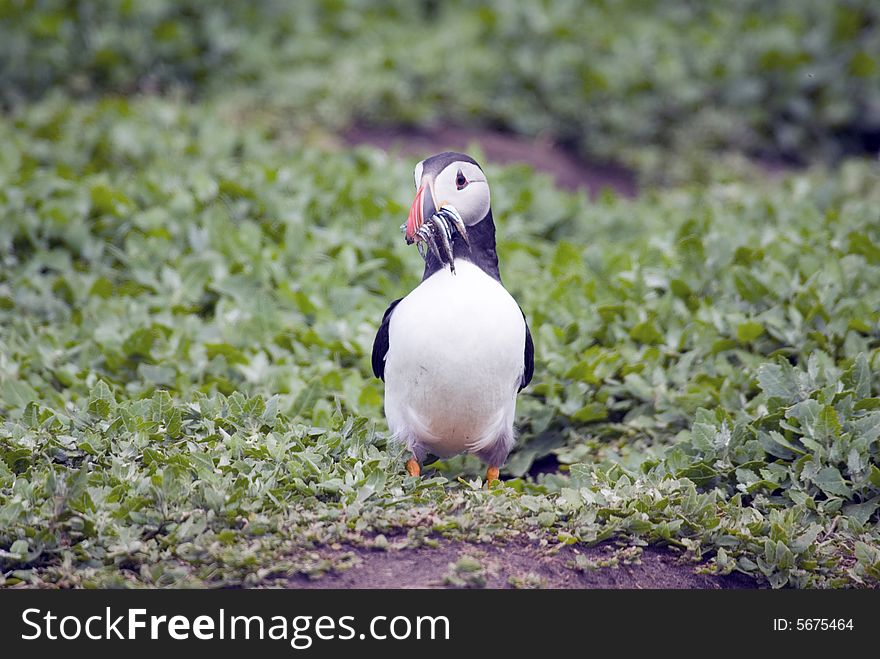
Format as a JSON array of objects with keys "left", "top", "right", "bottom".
[
  {"left": 404, "top": 152, "right": 490, "bottom": 259},
  {"left": 413, "top": 160, "right": 490, "bottom": 227}
]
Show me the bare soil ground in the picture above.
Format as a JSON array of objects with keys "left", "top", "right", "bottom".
[
  {"left": 288, "top": 538, "right": 757, "bottom": 589},
  {"left": 344, "top": 125, "right": 638, "bottom": 198}
]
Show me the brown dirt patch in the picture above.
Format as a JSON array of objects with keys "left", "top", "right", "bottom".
[
  {"left": 343, "top": 125, "right": 638, "bottom": 198},
  {"left": 287, "top": 537, "right": 756, "bottom": 589}
]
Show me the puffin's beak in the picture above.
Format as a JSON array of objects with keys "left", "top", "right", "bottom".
[{"left": 405, "top": 181, "right": 437, "bottom": 244}]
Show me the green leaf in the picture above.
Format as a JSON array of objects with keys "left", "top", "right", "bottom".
[
  {"left": 847, "top": 231, "right": 880, "bottom": 264},
  {"left": 123, "top": 327, "right": 156, "bottom": 359},
  {"left": 854, "top": 398, "right": 880, "bottom": 411},
  {"left": 843, "top": 353, "right": 872, "bottom": 399},
  {"left": 1, "top": 379, "right": 38, "bottom": 410},
  {"left": 550, "top": 241, "right": 583, "bottom": 277},
  {"left": 629, "top": 319, "right": 664, "bottom": 345},
  {"left": 759, "top": 430, "right": 805, "bottom": 458},
  {"left": 205, "top": 343, "right": 248, "bottom": 365},
  {"left": 568, "top": 464, "right": 593, "bottom": 489},
  {"left": 9, "top": 539, "right": 28, "bottom": 557},
  {"left": 869, "top": 465, "right": 880, "bottom": 489},
  {"left": 854, "top": 542, "right": 880, "bottom": 567},
  {"left": 732, "top": 267, "right": 771, "bottom": 303},
  {"left": 289, "top": 379, "right": 322, "bottom": 421},
  {"left": 851, "top": 412, "right": 880, "bottom": 443},
  {"left": 151, "top": 390, "right": 174, "bottom": 423},
  {"left": 813, "top": 466, "right": 851, "bottom": 498},
  {"left": 88, "top": 380, "right": 115, "bottom": 418},
  {"left": 757, "top": 363, "right": 800, "bottom": 402},
  {"left": 736, "top": 321, "right": 764, "bottom": 343},
  {"left": 814, "top": 405, "right": 841, "bottom": 443},
  {"left": 572, "top": 402, "right": 607, "bottom": 422},
  {"left": 90, "top": 182, "right": 133, "bottom": 217},
  {"left": 843, "top": 498, "right": 880, "bottom": 525},
  {"left": 22, "top": 401, "right": 41, "bottom": 428},
  {"left": 787, "top": 399, "right": 819, "bottom": 430}
]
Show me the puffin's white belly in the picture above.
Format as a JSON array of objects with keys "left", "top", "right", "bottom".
[{"left": 383, "top": 260, "right": 525, "bottom": 457}]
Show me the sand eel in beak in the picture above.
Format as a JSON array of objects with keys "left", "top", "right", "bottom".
[{"left": 372, "top": 152, "right": 534, "bottom": 484}]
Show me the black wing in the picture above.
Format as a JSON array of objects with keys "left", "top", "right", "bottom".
[
  {"left": 371, "top": 298, "right": 403, "bottom": 380},
  {"left": 520, "top": 309, "right": 534, "bottom": 391}
]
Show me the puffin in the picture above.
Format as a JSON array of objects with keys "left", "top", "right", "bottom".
[{"left": 371, "top": 152, "right": 534, "bottom": 483}]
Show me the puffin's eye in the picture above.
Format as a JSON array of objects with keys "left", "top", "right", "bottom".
[{"left": 455, "top": 170, "right": 468, "bottom": 190}]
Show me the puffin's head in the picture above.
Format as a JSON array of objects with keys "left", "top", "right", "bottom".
[{"left": 405, "top": 152, "right": 490, "bottom": 243}]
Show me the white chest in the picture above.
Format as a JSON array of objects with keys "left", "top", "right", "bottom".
[{"left": 382, "top": 260, "right": 525, "bottom": 455}]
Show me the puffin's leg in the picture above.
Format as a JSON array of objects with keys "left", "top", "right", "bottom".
[
  {"left": 476, "top": 434, "right": 511, "bottom": 487},
  {"left": 406, "top": 457, "right": 421, "bottom": 477},
  {"left": 485, "top": 466, "right": 500, "bottom": 484}
]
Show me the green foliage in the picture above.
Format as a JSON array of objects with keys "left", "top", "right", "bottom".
[
  {"left": 1, "top": 96, "right": 879, "bottom": 587},
  {"left": 443, "top": 555, "right": 487, "bottom": 588},
  {"left": 2, "top": 1, "right": 879, "bottom": 180}
]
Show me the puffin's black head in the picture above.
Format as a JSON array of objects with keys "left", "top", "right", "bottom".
[{"left": 405, "top": 152, "right": 491, "bottom": 243}]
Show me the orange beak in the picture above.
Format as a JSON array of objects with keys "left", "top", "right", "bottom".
[
  {"left": 406, "top": 183, "right": 431, "bottom": 245},
  {"left": 405, "top": 182, "right": 439, "bottom": 244},
  {"left": 405, "top": 184, "right": 425, "bottom": 243}
]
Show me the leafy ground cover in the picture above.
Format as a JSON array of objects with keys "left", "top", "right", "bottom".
[
  {"left": 3, "top": 1, "right": 879, "bottom": 181},
  {"left": 1, "top": 96, "right": 878, "bottom": 588}
]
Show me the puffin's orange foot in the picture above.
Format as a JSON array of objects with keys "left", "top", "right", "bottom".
[
  {"left": 485, "top": 466, "right": 500, "bottom": 485},
  {"left": 406, "top": 458, "right": 421, "bottom": 477}
]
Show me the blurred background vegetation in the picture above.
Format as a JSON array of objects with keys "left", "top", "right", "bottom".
[{"left": 2, "top": 0, "right": 879, "bottom": 181}]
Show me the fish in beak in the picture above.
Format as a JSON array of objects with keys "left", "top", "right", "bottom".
[{"left": 402, "top": 179, "right": 469, "bottom": 271}]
